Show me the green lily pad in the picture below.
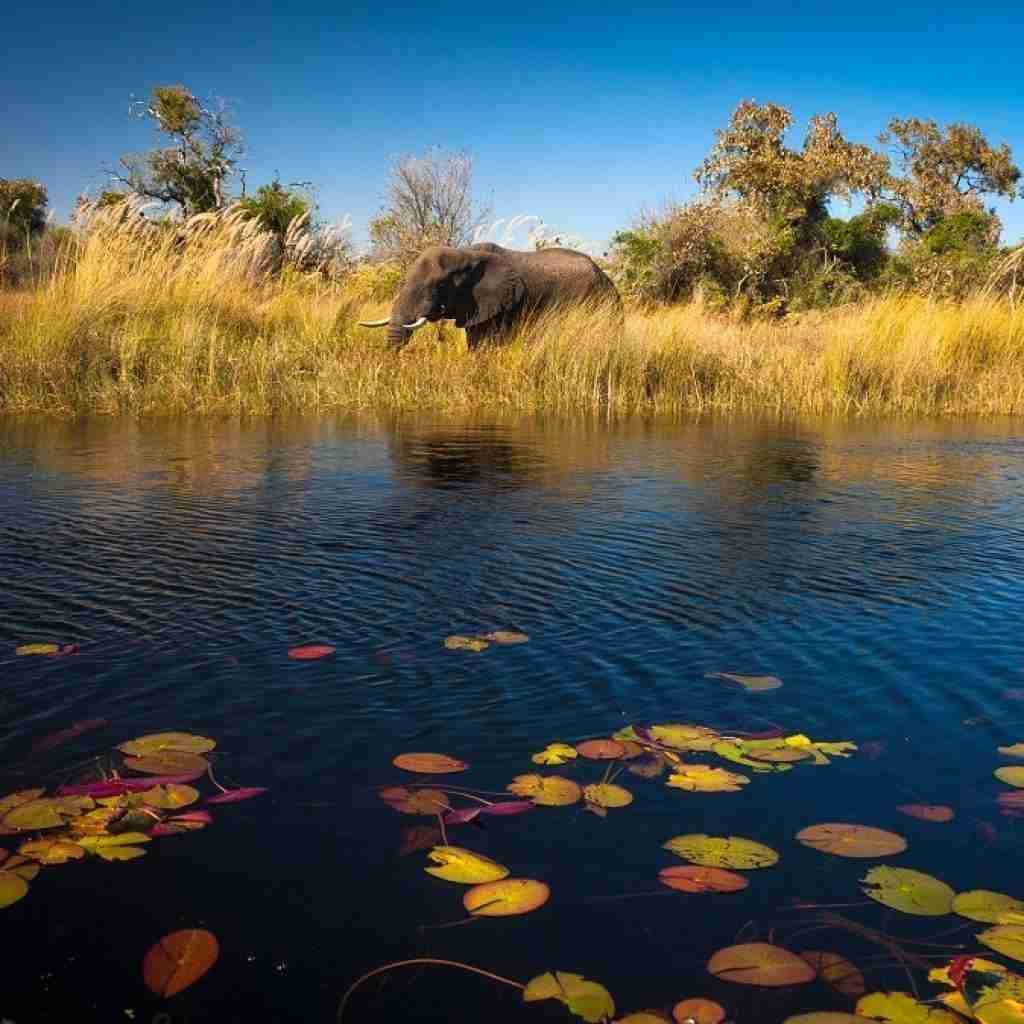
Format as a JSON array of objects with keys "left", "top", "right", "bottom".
[
  {"left": 861, "top": 866, "right": 955, "bottom": 916},
  {"left": 953, "top": 890, "right": 1024, "bottom": 924},
  {"left": 663, "top": 834, "right": 779, "bottom": 869}
]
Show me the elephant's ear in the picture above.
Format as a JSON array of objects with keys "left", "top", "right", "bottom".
[{"left": 463, "top": 252, "right": 525, "bottom": 328}]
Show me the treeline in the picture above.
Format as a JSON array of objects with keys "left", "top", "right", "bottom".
[{"left": 3, "top": 86, "right": 1023, "bottom": 309}]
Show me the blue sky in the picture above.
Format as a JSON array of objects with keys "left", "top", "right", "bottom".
[{"left": 3, "top": 0, "right": 1023, "bottom": 251}]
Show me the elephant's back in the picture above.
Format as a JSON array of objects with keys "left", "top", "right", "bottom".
[{"left": 521, "top": 247, "right": 618, "bottom": 299}]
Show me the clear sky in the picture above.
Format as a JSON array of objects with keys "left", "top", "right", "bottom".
[{"left": 3, "top": 0, "right": 1023, "bottom": 252}]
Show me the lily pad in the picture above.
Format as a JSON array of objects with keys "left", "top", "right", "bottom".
[
  {"left": 444, "top": 635, "right": 489, "bottom": 652},
  {"left": 583, "top": 783, "right": 633, "bottom": 808},
  {"left": 78, "top": 832, "right": 152, "bottom": 851},
  {"left": 480, "top": 630, "right": 529, "bottom": 645},
  {"left": 0, "top": 789, "right": 45, "bottom": 818},
  {"left": 799, "top": 951, "right": 866, "bottom": 998},
  {"left": 378, "top": 787, "right": 450, "bottom": 815},
  {"left": 119, "top": 732, "right": 216, "bottom": 756},
  {"left": 17, "top": 839, "right": 86, "bottom": 864},
  {"left": 142, "top": 928, "right": 219, "bottom": 997},
  {"left": 707, "top": 943, "right": 814, "bottom": 986},
  {"left": 666, "top": 766, "right": 750, "bottom": 793},
  {"left": 287, "top": 644, "right": 335, "bottom": 660},
  {"left": 524, "top": 971, "right": 615, "bottom": 1023},
  {"left": 953, "top": 890, "right": 1024, "bottom": 924},
  {"left": 138, "top": 784, "right": 199, "bottom": 810},
  {"left": 463, "top": 878, "right": 550, "bottom": 917},
  {"left": 783, "top": 1016, "right": 865, "bottom": 1024},
  {"left": 706, "top": 672, "right": 783, "bottom": 692},
  {"left": 0, "top": 871, "right": 29, "bottom": 909},
  {"left": 123, "top": 751, "right": 210, "bottom": 775},
  {"left": 507, "top": 775, "right": 582, "bottom": 806},
  {"left": 796, "top": 823, "right": 907, "bottom": 858},
  {"left": 897, "top": 805, "right": 955, "bottom": 823},
  {"left": 996, "top": 767, "right": 1024, "bottom": 788},
  {"left": 747, "top": 747, "right": 812, "bottom": 763},
  {"left": 673, "top": 998, "right": 726, "bottom": 1024},
  {"left": 649, "top": 724, "right": 719, "bottom": 751},
  {"left": 392, "top": 752, "right": 468, "bottom": 774},
  {"left": 997, "top": 743, "right": 1024, "bottom": 758},
  {"left": 15, "top": 643, "right": 60, "bottom": 656},
  {"left": 861, "top": 866, "right": 955, "bottom": 916},
  {"left": 713, "top": 741, "right": 784, "bottom": 772},
  {"left": 2, "top": 799, "right": 64, "bottom": 831},
  {"left": 854, "top": 991, "right": 962, "bottom": 1022},
  {"left": 423, "top": 846, "right": 509, "bottom": 884},
  {"left": 978, "top": 925, "right": 1024, "bottom": 963},
  {"left": 576, "top": 739, "right": 626, "bottom": 760},
  {"left": 663, "top": 835, "right": 779, "bottom": 869},
  {"left": 532, "top": 743, "right": 578, "bottom": 765},
  {"left": 658, "top": 866, "right": 748, "bottom": 894}
]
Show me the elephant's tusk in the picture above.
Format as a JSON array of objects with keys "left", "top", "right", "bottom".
[
  {"left": 402, "top": 316, "right": 428, "bottom": 330},
  {"left": 357, "top": 318, "right": 390, "bottom": 327}
]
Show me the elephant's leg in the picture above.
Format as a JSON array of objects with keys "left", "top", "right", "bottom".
[{"left": 465, "top": 324, "right": 490, "bottom": 351}]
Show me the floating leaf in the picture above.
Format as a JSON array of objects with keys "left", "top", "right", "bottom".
[
  {"left": 953, "top": 890, "right": 1024, "bottom": 924},
  {"left": 783, "top": 1015, "right": 867, "bottom": 1023},
  {"left": 666, "top": 765, "right": 750, "bottom": 793},
  {"left": 663, "top": 835, "right": 778, "bottom": 869},
  {"left": 479, "top": 800, "right": 535, "bottom": 817},
  {"left": 15, "top": 643, "right": 60, "bottom": 656},
  {"left": 444, "top": 635, "right": 489, "bottom": 652},
  {"left": 123, "top": 752, "right": 210, "bottom": 775},
  {"left": 996, "top": 767, "right": 1024, "bottom": 788},
  {"left": 617, "top": 1014, "right": 671, "bottom": 1024},
  {"left": 204, "top": 787, "right": 267, "bottom": 805},
  {"left": 897, "top": 805, "right": 955, "bottom": 823},
  {"left": 69, "top": 807, "right": 122, "bottom": 836},
  {"left": 796, "top": 823, "right": 907, "bottom": 858},
  {"left": 577, "top": 739, "right": 626, "bottom": 760},
  {"left": 930, "top": 957, "right": 1024, "bottom": 1023},
  {"left": 673, "top": 999, "right": 726, "bottom": 1024},
  {"left": 78, "top": 832, "right": 152, "bottom": 850},
  {"left": 464, "top": 878, "right": 550, "bottom": 917},
  {"left": 746, "top": 747, "right": 812, "bottom": 763},
  {"left": 532, "top": 743, "right": 578, "bottom": 765},
  {"left": 784, "top": 736, "right": 858, "bottom": 765},
  {"left": 392, "top": 752, "right": 468, "bottom": 774},
  {"left": 150, "top": 811, "right": 213, "bottom": 837},
  {"left": 855, "top": 991, "right": 962, "bottom": 1022},
  {"left": 706, "top": 672, "right": 783, "bottom": 692},
  {"left": 707, "top": 943, "right": 814, "bottom": 986},
  {"left": 507, "top": 775, "right": 582, "bottom": 806},
  {"left": 658, "top": 866, "right": 748, "bottom": 893},
  {"left": 443, "top": 806, "right": 482, "bottom": 825},
  {"left": 142, "top": 928, "right": 219, "bottom": 998},
  {"left": 998, "top": 744, "right": 1024, "bottom": 758},
  {"left": 799, "top": 951, "right": 866, "bottom": 998},
  {"left": 119, "top": 732, "right": 216, "bottom": 756},
  {"left": 480, "top": 630, "right": 529, "bottom": 645},
  {"left": 712, "top": 741, "right": 785, "bottom": 772},
  {"left": 583, "top": 783, "right": 633, "bottom": 809},
  {"left": 95, "top": 845, "right": 147, "bottom": 861},
  {"left": 629, "top": 754, "right": 667, "bottom": 779},
  {"left": 287, "top": 644, "right": 335, "bottom": 660},
  {"left": 378, "top": 787, "right": 450, "bottom": 815},
  {"left": 2, "top": 799, "right": 64, "bottom": 831},
  {"left": 398, "top": 826, "right": 442, "bottom": 856},
  {"left": 424, "top": 846, "right": 509, "bottom": 884},
  {"left": 979, "top": 926, "right": 1024, "bottom": 963},
  {"left": 139, "top": 784, "right": 199, "bottom": 810},
  {"left": 861, "top": 866, "right": 955, "bottom": 916},
  {"left": 7, "top": 861, "right": 40, "bottom": 881},
  {"left": 523, "top": 971, "right": 615, "bottom": 1022},
  {"left": 17, "top": 838, "right": 86, "bottom": 864},
  {"left": 0, "top": 871, "right": 29, "bottom": 908},
  {"left": 649, "top": 724, "right": 720, "bottom": 751},
  {"left": 0, "top": 789, "right": 45, "bottom": 818}
]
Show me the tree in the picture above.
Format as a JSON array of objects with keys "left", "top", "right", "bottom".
[
  {"left": 237, "top": 179, "right": 312, "bottom": 240},
  {"left": 0, "top": 179, "right": 48, "bottom": 240},
  {"left": 368, "top": 148, "right": 491, "bottom": 263},
  {"left": 110, "top": 84, "right": 243, "bottom": 216},
  {"left": 878, "top": 117, "right": 1020, "bottom": 237}
]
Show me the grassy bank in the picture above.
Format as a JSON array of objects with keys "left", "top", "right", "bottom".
[{"left": 2, "top": 205, "right": 1024, "bottom": 418}]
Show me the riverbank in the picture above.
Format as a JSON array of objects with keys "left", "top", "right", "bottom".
[{"left": 2, "top": 210, "right": 1022, "bottom": 418}]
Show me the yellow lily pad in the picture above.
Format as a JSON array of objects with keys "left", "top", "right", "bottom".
[
  {"left": 77, "top": 831, "right": 152, "bottom": 850},
  {"left": 0, "top": 789, "right": 45, "bottom": 819},
  {"left": 663, "top": 834, "right": 779, "bottom": 869},
  {"left": 524, "top": 971, "right": 615, "bottom": 1023},
  {"left": 424, "top": 846, "right": 509, "bottom": 884},
  {"left": 953, "top": 890, "right": 1024, "bottom": 924},
  {"left": 94, "top": 845, "right": 147, "bottom": 861},
  {"left": 118, "top": 732, "right": 216, "bottom": 756},
  {"left": 998, "top": 743, "right": 1024, "bottom": 758},
  {"left": 463, "top": 878, "right": 550, "bottom": 917},
  {"left": 996, "top": 767, "right": 1024, "bottom": 788},
  {"left": 649, "top": 724, "right": 720, "bottom": 750},
  {"left": 713, "top": 741, "right": 787, "bottom": 772},
  {"left": 2, "top": 799, "right": 64, "bottom": 831},
  {"left": 15, "top": 643, "right": 60, "bottom": 656},
  {"left": 667, "top": 765, "right": 750, "bottom": 792},
  {"left": 138, "top": 784, "right": 199, "bottom": 810},
  {"left": 0, "top": 871, "right": 29, "bottom": 908},
  {"left": 531, "top": 743, "right": 578, "bottom": 765},
  {"left": 17, "top": 839, "right": 86, "bottom": 864},
  {"left": 480, "top": 630, "right": 529, "bottom": 645},
  {"left": 855, "top": 991, "right": 962, "bottom": 1022},
  {"left": 507, "top": 774, "right": 582, "bottom": 806},
  {"left": 707, "top": 943, "right": 814, "bottom": 986},
  {"left": 583, "top": 783, "right": 633, "bottom": 809},
  {"left": 444, "top": 635, "right": 489, "bottom": 652},
  {"left": 861, "top": 866, "right": 955, "bottom": 916},
  {"left": 979, "top": 925, "right": 1024, "bottom": 963},
  {"left": 123, "top": 751, "right": 209, "bottom": 774}
]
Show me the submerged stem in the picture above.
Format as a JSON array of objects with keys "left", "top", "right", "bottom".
[{"left": 337, "top": 958, "right": 524, "bottom": 1023}]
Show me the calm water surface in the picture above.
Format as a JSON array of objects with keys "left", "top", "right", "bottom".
[{"left": 2, "top": 414, "right": 1024, "bottom": 1023}]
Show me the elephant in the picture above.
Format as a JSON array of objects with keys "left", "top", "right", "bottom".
[{"left": 359, "top": 242, "right": 622, "bottom": 350}]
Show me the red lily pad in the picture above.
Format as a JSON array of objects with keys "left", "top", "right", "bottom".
[
  {"left": 205, "top": 788, "right": 267, "bottom": 805},
  {"left": 288, "top": 644, "right": 335, "bottom": 660}
]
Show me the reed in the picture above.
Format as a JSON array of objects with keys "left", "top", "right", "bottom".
[{"left": 2, "top": 202, "right": 1023, "bottom": 418}]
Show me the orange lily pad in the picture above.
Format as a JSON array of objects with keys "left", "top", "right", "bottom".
[
  {"left": 659, "top": 866, "right": 748, "bottom": 893},
  {"left": 673, "top": 998, "right": 727, "bottom": 1024},
  {"left": 897, "top": 805, "right": 955, "bottom": 823},
  {"left": 507, "top": 775, "right": 582, "bottom": 806},
  {"left": 463, "top": 878, "right": 550, "bottom": 917},
  {"left": 576, "top": 739, "right": 626, "bottom": 760},
  {"left": 392, "top": 752, "right": 468, "bottom": 774},
  {"left": 707, "top": 943, "right": 815, "bottom": 987},
  {"left": 142, "top": 928, "right": 219, "bottom": 997},
  {"left": 378, "top": 787, "right": 450, "bottom": 815},
  {"left": 796, "top": 823, "right": 907, "bottom": 858}
]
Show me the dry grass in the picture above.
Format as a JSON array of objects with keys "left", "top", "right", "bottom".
[{"left": 2, "top": 201, "right": 1023, "bottom": 418}]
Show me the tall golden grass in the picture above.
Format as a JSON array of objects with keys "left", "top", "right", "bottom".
[{"left": 1, "top": 201, "right": 1023, "bottom": 418}]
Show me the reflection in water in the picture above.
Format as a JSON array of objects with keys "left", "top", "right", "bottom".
[{"left": 2, "top": 413, "right": 1024, "bottom": 1023}]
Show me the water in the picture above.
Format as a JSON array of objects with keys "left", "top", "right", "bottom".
[{"left": 2, "top": 414, "right": 1024, "bottom": 1024}]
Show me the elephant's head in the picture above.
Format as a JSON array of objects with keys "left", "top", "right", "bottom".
[{"left": 359, "top": 245, "right": 525, "bottom": 348}]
